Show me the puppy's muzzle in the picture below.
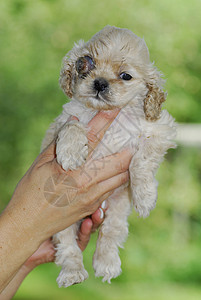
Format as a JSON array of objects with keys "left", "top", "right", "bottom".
[{"left": 93, "top": 78, "right": 109, "bottom": 94}]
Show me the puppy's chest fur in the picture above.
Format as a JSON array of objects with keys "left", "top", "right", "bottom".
[{"left": 59, "top": 98, "right": 164, "bottom": 159}]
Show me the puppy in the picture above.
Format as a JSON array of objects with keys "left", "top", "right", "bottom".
[{"left": 41, "top": 26, "right": 176, "bottom": 287}]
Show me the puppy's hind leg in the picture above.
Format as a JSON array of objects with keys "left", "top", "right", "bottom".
[
  {"left": 93, "top": 188, "right": 131, "bottom": 283},
  {"left": 53, "top": 223, "right": 88, "bottom": 288}
]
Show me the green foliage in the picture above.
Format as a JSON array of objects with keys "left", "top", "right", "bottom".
[{"left": 0, "top": 0, "right": 201, "bottom": 299}]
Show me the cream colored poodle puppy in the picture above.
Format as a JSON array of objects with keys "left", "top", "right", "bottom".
[{"left": 41, "top": 26, "right": 176, "bottom": 287}]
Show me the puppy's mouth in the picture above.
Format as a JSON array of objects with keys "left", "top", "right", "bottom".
[
  {"left": 87, "top": 92, "right": 111, "bottom": 104},
  {"left": 82, "top": 88, "right": 111, "bottom": 104},
  {"left": 95, "top": 91, "right": 109, "bottom": 102},
  {"left": 78, "top": 78, "right": 114, "bottom": 109},
  {"left": 80, "top": 91, "right": 114, "bottom": 110}
]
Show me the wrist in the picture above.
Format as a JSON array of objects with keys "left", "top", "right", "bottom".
[
  {"left": 6, "top": 190, "right": 51, "bottom": 244},
  {"left": 0, "top": 206, "right": 43, "bottom": 291},
  {"left": 0, "top": 204, "right": 44, "bottom": 262},
  {"left": 19, "top": 264, "right": 33, "bottom": 276}
]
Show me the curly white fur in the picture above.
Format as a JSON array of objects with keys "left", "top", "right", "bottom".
[{"left": 41, "top": 26, "right": 176, "bottom": 286}]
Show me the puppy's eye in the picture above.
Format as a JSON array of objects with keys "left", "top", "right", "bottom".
[
  {"left": 120, "top": 72, "right": 132, "bottom": 80},
  {"left": 76, "top": 56, "right": 95, "bottom": 76}
]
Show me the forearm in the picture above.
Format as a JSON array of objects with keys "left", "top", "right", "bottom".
[
  {"left": 0, "top": 265, "right": 31, "bottom": 300},
  {"left": 0, "top": 206, "right": 42, "bottom": 292}
]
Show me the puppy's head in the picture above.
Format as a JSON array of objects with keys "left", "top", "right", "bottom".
[{"left": 60, "top": 26, "right": 165, "bottom": 120}]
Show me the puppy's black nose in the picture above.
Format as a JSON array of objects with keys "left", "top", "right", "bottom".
[{"left": 94, "top": 78, "right": 109, "bottom": 92}]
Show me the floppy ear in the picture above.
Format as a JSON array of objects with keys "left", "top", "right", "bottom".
[
  {"left": 144, "top": 83, "right": 166, "bottom": 121},
  {"left": 59, "top": 60, "right": 74, "bottom": 98},
  {"left": 59, "top": 40, "right": 86, "bottom": 99}
]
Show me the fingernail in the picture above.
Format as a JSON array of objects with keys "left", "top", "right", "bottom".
[
  {"left": 101, "top": 200, "right": 107, "bottom": 210},
  {"left": 99, "top": 208, "right": 104, "bottom": 219}
]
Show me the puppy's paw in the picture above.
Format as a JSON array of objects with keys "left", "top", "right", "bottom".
[
  {"left": 132, "top": 178, "right": 158, "bottom": 218},
  {"left": 93, "top": 250, "right": 122, "bottom": 283},
  {"left": 56, "top": 121, "right": 88, "bottom": 171},
  {"left": 57, "top": 267, "right": 88, "bottom": 288}
]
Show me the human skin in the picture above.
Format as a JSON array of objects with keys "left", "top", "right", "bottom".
[
  {"left": 0, "top": 207, "right": 106, "bottom": 300},
  {"left": 0, "top": 110, "right": 132, "bottom": 292}
]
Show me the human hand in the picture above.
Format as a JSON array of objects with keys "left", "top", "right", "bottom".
[
  {"left": 0, "top": 110, "right": 131, "bottom": 291},
  {"left": 24, "top": 203, "right": 107, "bottom": 271},
  {"left": 5, "top": 110, "right": 132, "bottom": 245},
  {"left": 0, "top": 207, "right": 106, "bottom": 298},
  {"left": 76, "top": 201, "right": 107, "bottom": 252}
]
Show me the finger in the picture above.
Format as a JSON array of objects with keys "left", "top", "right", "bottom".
[
  {"left": 92, "top": 208, "right": 104, "bottom": 224},
  {"left": 81, "top": 172, "right": 128, "bottom": 218},
  {"left": 87, "top": 198, "right": 109, "bottom": 233},
  {"left": 77, "top": 218, "right": 93, "bottom": 252},
  {"left": 33, "top": 140, "right": 57, "bottom": 170},
  {"left": 76, "top": 149, "right": 132, "bottom": 188},
  {"left": 42, "top": 140, "right": 56, "bottom": 157},
  {"left": 91, "top": 193, "right": 111, "bottom": 233},
  {"left": 91, "top": 206, "right": 105, "bottom": 233},
  {"left": 98, "top": 192, "right": 113, "bottom": 206},
  {"left": 93, "top": 171, "right": 129, "bottom": 202},
  {"left": 87, "top": 110, "right": 120, "bottom": 155}
]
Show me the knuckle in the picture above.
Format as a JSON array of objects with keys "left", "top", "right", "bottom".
[
  {"left": 78, "top": 184, "right": 90, "bottom": 194},
  {"left": 120, "top": 171, "right": 129, "bottom": 183},
  {"left": 87, "top": 129, "right": 99, "bottom": 144},
  {"left": 116, "top": 160, "right": 127, "bottom": 173},
  {"left": 88, "top": 196, "right": 99, "bottom": 212}
]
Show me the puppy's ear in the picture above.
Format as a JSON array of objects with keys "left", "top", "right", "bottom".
[
  {"left": 59, "top": 61, "right": 74, "bottom": 98},
  {"left": 59, "top": 40, "right": 86, "bottom": 99},
  {"left": 144, "top": 84, "right": 166, "bottom": 121}
]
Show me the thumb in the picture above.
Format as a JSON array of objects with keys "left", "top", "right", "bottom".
[{"left": 39, "top": 140, "right": 57, "bottom": 163}]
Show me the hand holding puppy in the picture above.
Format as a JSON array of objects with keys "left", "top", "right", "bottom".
[{"left": 0, "top": 110, "right": 131, "bottom": 292}]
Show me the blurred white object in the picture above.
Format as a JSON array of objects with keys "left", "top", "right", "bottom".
[{"left": 176, "top": 123, "right": 201, "bottom": 146}]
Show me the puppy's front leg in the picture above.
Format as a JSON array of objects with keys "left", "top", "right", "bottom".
[
  {"left": 56, "top": 120, "right": 88, "bottom": 171},
  {"left": 53, "top": 120, "right": 89, "bottom": 287},
  {"left": 53, "top": 224, "right": 88, "bottom": 287},
  {"left": 130, "top": 130, "right": 176, "bottom": 218}
]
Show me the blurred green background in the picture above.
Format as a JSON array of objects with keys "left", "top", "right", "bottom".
[{"left": 0, "top": 0, "right": 201, "bottom": 299}]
